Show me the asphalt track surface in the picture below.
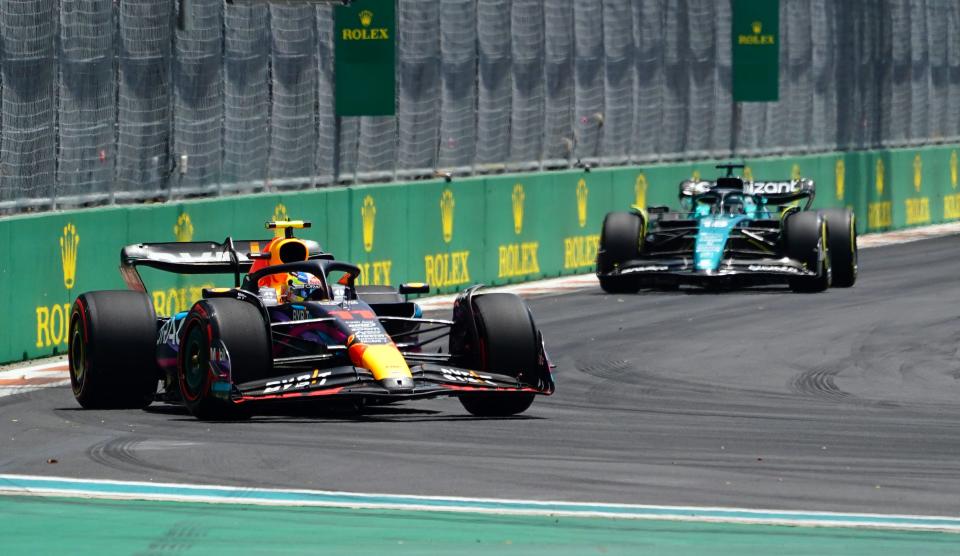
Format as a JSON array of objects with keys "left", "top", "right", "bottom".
[{"left": 2, "top": 235, "right": 960, "bottom": 518}]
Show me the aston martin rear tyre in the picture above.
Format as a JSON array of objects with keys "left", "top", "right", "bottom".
[
  {"left": 458, "top": 293, "right": 538, "bottom": 417},
  {"left": 821, "top": 208, "right": 857, "bottom": 287},
  {"left": 597, "top": 211, "right": 643, "bottom": 294},
  {"left": 68, "top": 291, "right": 159, "bottom": 409},
  {"left": 785, "top": 212, "right": 832, "bottom": 293}
]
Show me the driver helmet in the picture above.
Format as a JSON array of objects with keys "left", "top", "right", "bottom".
[{"left": 284, "top": 272, "right": 325, "bottom": 303}]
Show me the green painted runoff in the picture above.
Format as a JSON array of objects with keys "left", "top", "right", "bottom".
[{"left": 1, "top": 495, "right": 957, "bottom": 555}]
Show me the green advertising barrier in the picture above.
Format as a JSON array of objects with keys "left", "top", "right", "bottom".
[
  {"left": 345, "top": 182, "right": 412, "bottom": 289},
  {"left": 2, "top": 144, "right": 959, "bottom": 363},
  {"left": 405, "top": 179, "right": 487, "bottom": 294},
  {"left": 0, "top": 218, "right": 11, "bottom": 361}
]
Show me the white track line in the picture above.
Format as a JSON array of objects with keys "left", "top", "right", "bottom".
[{"left": 2, "top": 474, "right": 960, "bottom": 532}]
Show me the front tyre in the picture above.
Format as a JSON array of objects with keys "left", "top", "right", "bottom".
[
  {"left": 597, "top": 212, "right": 643, "bottom": 294},
  {"left": 68, "top": 291, "right": 159, "bottom": 409},
  {"left": 458, "top": 293, "right": 539, "bottom": 417},
  {"left": 821, "top": 209, "right": 857, "bottom": 287},
  {"left": 178, "top": 298, "right": 270, "bottom": 420},
  {"left": 785, "top": 212, "right": 832, "bottom": 293}
]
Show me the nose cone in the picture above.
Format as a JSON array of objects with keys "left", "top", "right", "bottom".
[
  {"left": 348, "top": 342, "right": 413, "bottom": 392},
  {"left": 379, "top": 375, "right": 415, "bottom": 392}
]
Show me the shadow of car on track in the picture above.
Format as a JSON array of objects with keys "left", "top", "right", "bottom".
[{"left": 139, "top": 403, "right": 545, "bottom": 424}]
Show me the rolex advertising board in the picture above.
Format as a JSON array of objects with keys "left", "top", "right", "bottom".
[
  {"left": 407, "top": 181, "right": 486, "bottom": 294},
  {"left": 335, "top": 0, "right": 396, "bottom": 116},
  {"left": 732, "top": 0, "right": 780, "bottom": 102}
]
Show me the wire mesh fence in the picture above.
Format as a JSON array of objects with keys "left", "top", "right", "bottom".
[{"left": 1, "top": 0, "right": 960, "bottom": 212}]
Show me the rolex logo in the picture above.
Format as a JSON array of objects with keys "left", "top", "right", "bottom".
[
  {"left": 835, "top": 158, "right": 845, "bottom": 201},
  {"left": 791, "top": 164, "right": 801, "bottom": 182},
  {"left": 875, "top": 158, "right": 885, "bottom": 195},
  {"left": 634, "top": 174, "right": 648, "bottom": 209},
  {"left": 576, "top": 178, "right": 589, "bottom": 228},
  {"left": 174, "top": 212, "right": 194, "bottom": 242},
  {"left": 951, "top": 150, "right": 958, "bottom": 189},
  {"left": 360, "top": 10, "right": 373, "bottom": 27},
  {"left": 743, "top": 166, "right": 753, "bottom": 182},
  {"left": 272, "top": 203, "right": 289, "bottom": 223},
  {"left": 512, "top": 184, "right": 525, "bottom": 235},
  {"left": 272, "top": 203, "right": 290, "bottom": 237},
  {"left": 361, "top": 195, "right": 376, "bottom": 253},
  {"left": 440, "top": 189, "right": 455, "bottom": 243},
  {"left": 692, "top": 170, "right": 701, "bottom": 182},
  {"left": 60, "top": 223, "right": 80, "bottom": 290},
  {"left": 752, "top": 21, "right": 762, "bottom": 34},
  {"left": 913, "top": 153, "right": 922, "bottom": 192}
]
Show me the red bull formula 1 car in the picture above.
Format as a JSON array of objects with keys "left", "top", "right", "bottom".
[
  {"left": 68, "top": 221, "right": 554, "bottom": 419},
  {"left": 596, "top": 165, "right": 858, "bottom": 293}
]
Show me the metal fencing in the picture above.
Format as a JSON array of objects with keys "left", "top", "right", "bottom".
[{"left": 1, "top": 0, "right": 959, "bottom": 212}]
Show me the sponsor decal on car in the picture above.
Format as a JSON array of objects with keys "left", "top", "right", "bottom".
[
  {"left": 440, "top": 368, "right": 497, "bottom": 387},
  {"left": 743, "top": 181, "right": 801, "bottom": 195},
  {"left": 747, "top": 264, "right": 802, "bottom": 274},
  {"left": 621, "top": 265, "right": 669, "bottom": 274}
]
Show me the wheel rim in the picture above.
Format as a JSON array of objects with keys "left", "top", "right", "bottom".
[
  {"left": 69, "top": 318, "right": 86, "bottom": 394},
  {"left": 181, "top": 324, "right": 208, "bottom": 401}
]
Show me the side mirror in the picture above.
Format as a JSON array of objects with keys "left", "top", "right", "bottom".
[{"left": 398, "top": 282, "right": 430, "bottom": 295}]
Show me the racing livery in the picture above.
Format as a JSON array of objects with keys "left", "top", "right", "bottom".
[
  {"left": 68, "top": 221, "right": 554, "bottom": 419},
  {"left": 597, "top": 165, "right": 858, "bottom": 293}
]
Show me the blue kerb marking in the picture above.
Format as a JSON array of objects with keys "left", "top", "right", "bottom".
[{"left": 1, "top": 475, "right": 959, "bottom": 532}]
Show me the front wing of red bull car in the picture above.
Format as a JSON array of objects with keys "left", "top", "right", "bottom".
[
  {"left": 67, "top": 221, "right": 554, "bottom": 420},
  {"left": 595, "top": 165, "right": 858, "bottom": 293}
]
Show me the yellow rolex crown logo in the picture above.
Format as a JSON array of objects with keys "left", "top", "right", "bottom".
[
  {"left": 60, "top": 223, "right": 80, "bottom": 290},
  {"left": 272, "top": 203, "right": 289, "bottom": 222},
  {"left": 875, "top": 158, "right": 885, "bottom": 195},
  {"left": 835, "top": 158, "right": 845, "bottom": 201},
  {"left": 791, "top": 164, "right": 801, "bottom": 182},
  {"left": 511, "top": 184, "right": 525, "bottom": 235},
  {"left": 634, "top": 174, "right": 648, "bottom": 209},
  {"left": 440, "top": 189, "right": 455, "bottom": 244},
  {"left": 359, "top": 10, "right": 373, "bottom": 27},
  {"left": 174, "top": 212, "right": 194, "bottom": 242},
  {"left": 361, "top": 195, "right": 376, "bottom": 253},
  {"left": 743, "top": 166, "right": 753, "bottom": 182},
  {"left": 271, "top": 203, "right": 290, "bottom": 237},
  {"left": 951, "top": 150, "right": 958, "bottom": 189},
  {"left": 576, "top": 178, "right": 589, "bottom": 228},
  {"left": 752, "top": 21, "right": 762, "bottom": 34},
  {"left": 913, "top": 153, "right": 922, "bottom": 192},
  {"left": 692, "top": 170, "right": 701, "bottom": 182}
]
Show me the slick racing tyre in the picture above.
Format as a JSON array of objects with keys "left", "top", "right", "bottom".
[
  {"left": 820, "top": 208, "right": 858, "bottom": 287},
  {"left": 69, "top": 291, "right": 159, "bottom": 409},
  {"left": 178, "top": 298, "right": 270, "bottom": 420},
  {"left": 597, "top": 211, "right": 643, "bottom": 294},
  {"left": 458, "top": 293, "right": 539, "bottom": 417},
  {"left": 785, "top": 211, "right": 832, "bottom": 293}
]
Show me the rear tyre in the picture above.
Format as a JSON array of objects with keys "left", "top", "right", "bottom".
[
  {"left": 458, "top": 293, "right": 539, "bottom": 417},
  {"left": 68, "top": 291, "right": 159, "bottom": 409},
  {"left": 178, "top": 298, "right": 270, "bottom": 420},
  {"left": 821, "top": 209, "right": 857, "bottom": 287},
  {"left": 597, "top": 212, "right": 643, "bottom": 294},
  {"left": 785, "top": 212, "right": 832, "bottom": 293}
]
